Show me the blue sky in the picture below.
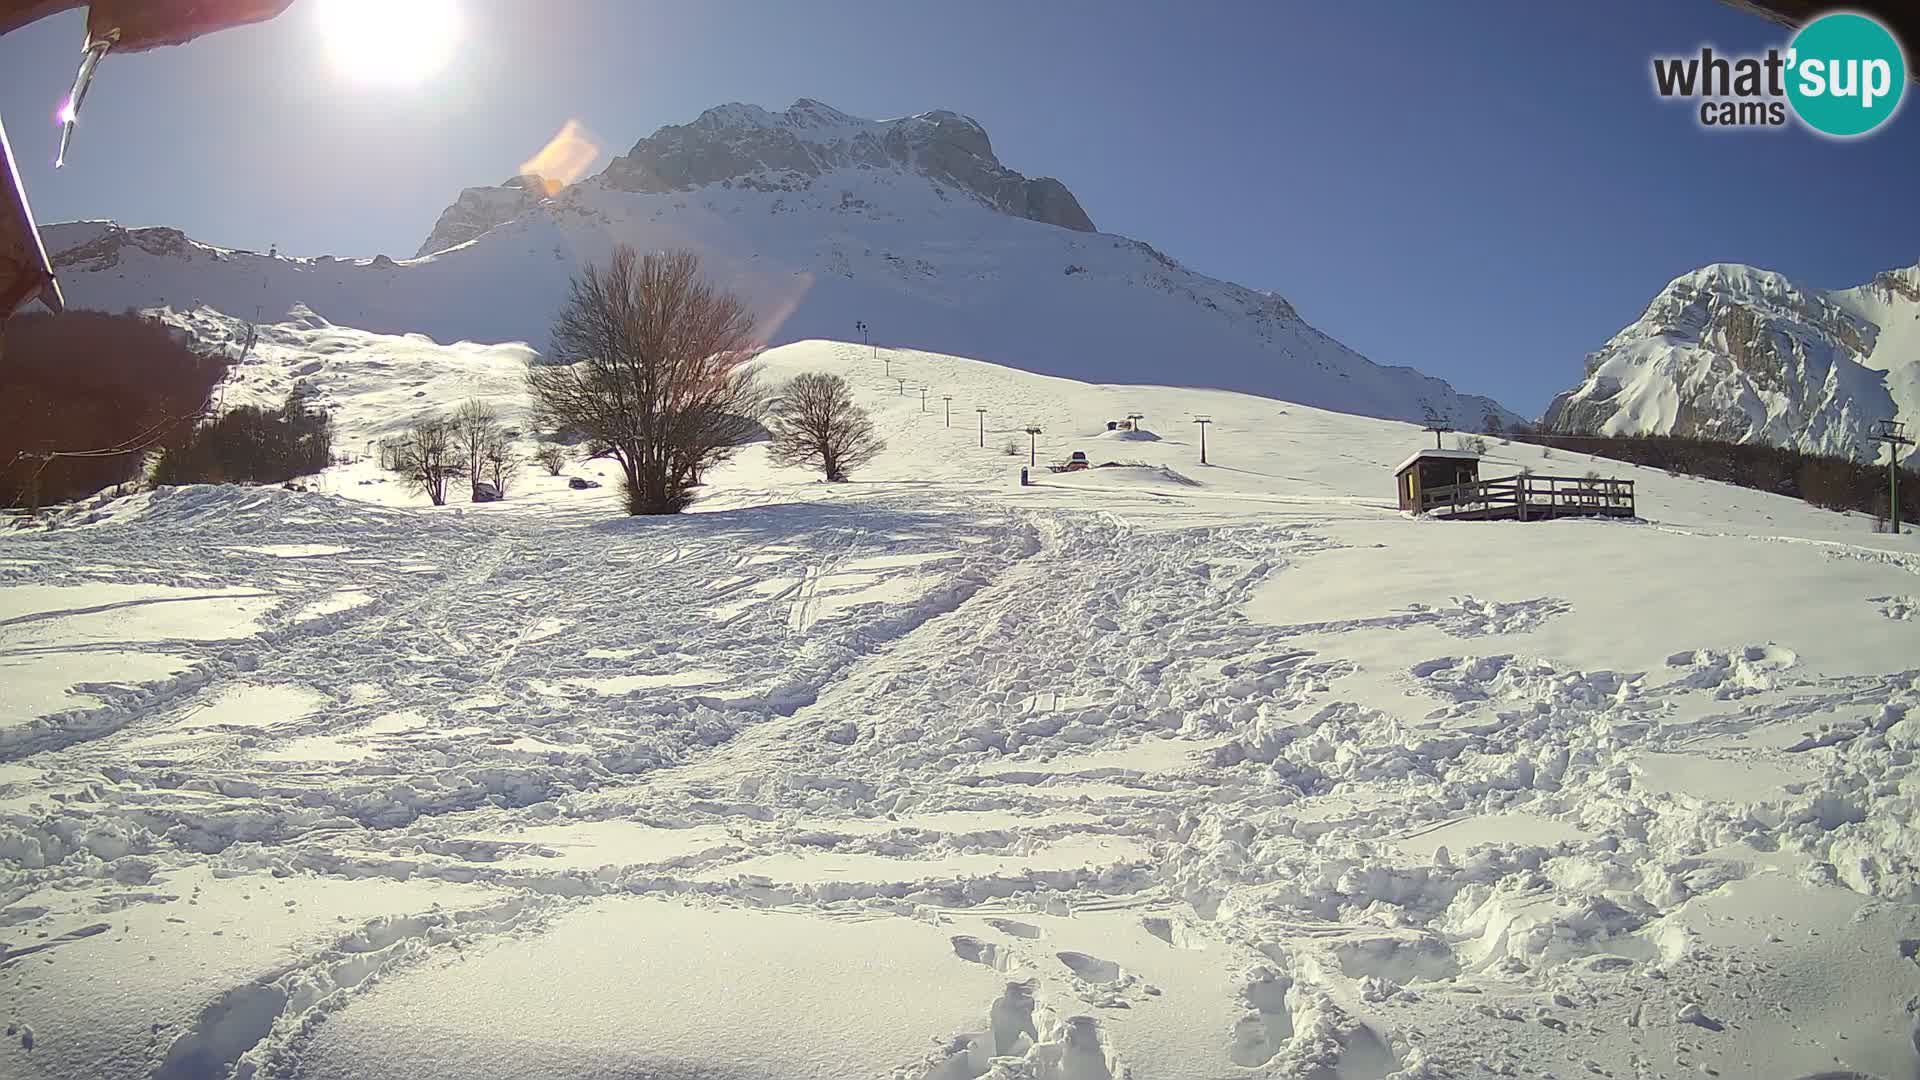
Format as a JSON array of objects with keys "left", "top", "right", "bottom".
[{"left": 2, "top": 1, "right": 1915, "bottom": 415}]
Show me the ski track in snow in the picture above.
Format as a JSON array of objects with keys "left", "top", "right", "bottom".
[{"left": 3, "top": 344, "right": 1920, "bottom": 1079}]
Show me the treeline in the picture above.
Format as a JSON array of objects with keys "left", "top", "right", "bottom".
[
  {"left": 1, "top": 310, "right": 227, "bottom": 508},
  {"left": 153, "top": 388, "right": 333, "bottom": 486},
  {"left": 1504, "top": 431, "right": 1919, "bottom": 526}
]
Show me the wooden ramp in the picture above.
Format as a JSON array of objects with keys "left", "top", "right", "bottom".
[{"left": 1421, "top": 474, "right": 1635, "bottom": 521}]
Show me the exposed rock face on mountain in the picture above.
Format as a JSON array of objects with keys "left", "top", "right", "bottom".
[
  {"left": 1544, "top": 262, "right": 1920, "bottom": 464},
  {"left": 414, "top": 174, "right": 551, "bottom": 258},
  {"left": 43, "top": 99, "right": 1524, "bottom": 429},
  {"left": 597, "top": 100, "right": 1095, "bottom": 233}
]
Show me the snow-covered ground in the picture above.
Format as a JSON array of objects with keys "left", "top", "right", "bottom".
[{"left": 4, "top": 336, "right": 1920, "bottom": 1080}]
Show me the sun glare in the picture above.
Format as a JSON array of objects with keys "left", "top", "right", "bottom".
[{"left": 316, "top": 0, "right": 460, "bottom": 86}]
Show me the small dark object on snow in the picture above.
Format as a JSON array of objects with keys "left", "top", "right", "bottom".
[
  {"left": 568, "top": 476, "right": 601, "bottom": 490},
  {"left": 472, "top": 481, "right": 501, "bottom": 502}
]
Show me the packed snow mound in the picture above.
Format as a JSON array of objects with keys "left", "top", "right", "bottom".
[
  {"left": 1544, "top": 260, "right": 1920, "bottom": 464},
  {"left": 41, "top": 98, "right": 1524, "bottom": 431}
]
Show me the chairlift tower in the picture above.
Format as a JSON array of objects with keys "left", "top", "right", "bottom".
[
  {"left": 942, "top": 395, "right": 953, "bottom": 427},
  {"left": 976, "top": 407, "right": 988, "bottom": 448},
  {"left": 1193, "top": 417, "right": 1212, "bottom": 464},
  {"left": 1873, "top": 419, "right": 1914, "bottom": 533},
  {"left": 1024, "top": 425, "right": 1042, "bottom": 468}
]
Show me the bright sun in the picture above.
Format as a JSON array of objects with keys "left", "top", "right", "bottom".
[{"left": 315, "top": 0, "right": 460, "bottom": 86}]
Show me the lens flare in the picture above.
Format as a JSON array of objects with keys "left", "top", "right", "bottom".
[{"left": 519, "top": 120, "right": 601, "bottom": 194}]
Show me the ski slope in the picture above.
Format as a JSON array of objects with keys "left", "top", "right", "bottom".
[{"left": 3, "top": 335, "right": 1920, "bottom": 1080}]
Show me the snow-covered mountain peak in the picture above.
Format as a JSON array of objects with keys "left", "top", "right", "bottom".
[
  {"left": 592, "top": 98, "right": 1093, "bottom": 233},
  {"left": 1547, "top": 258, "right": 1919, "bottom": 463},
  {"left": 690, "top": 98, "right": 875, "bottom": 137}
]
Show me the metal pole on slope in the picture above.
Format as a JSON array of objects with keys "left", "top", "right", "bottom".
[
  {"left": 1874, "top": 420, "right": 1914, "bottom": 533},
  {"left": 977, "top": 408, "right": 987, "bottom": 448},
  {"left": 895, "top": 377, "right": 906, "bottom": 396},
  {"left": 943, "top": 395, "right": 953, "bottom": 427},
  {"left": 920, "top": 387, "right": 928, "bottom": 413},
  {"left": 1025, "top": 426, "right": 1042, "bottom": 468},
  {"left": 1193, "top": 417, "right": 1212, "bottom": 465}
]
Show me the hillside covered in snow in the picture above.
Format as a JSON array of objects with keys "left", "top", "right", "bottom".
[
  {"left": 40, "top": 99, "right": 1522, "bottom": 430},
  {"left": 1544, "top": 261, "right": 1920, "bottom": 464},
  {"left": 4, "top": 323, "right": 1920, "bottom": 1079}
]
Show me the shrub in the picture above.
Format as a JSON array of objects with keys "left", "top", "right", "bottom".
[
  {"left": 533, "top": 443, "right": 570, "bottom": 476},
  {"left": 1002, "top": 439, "right": 1021, "bottom": 456},
  {"left": 1456, "top": 435, "right": 1489, "bottom": 455},
  {"left": 389, "top": 413, "right": 465, "bottom": 506}
]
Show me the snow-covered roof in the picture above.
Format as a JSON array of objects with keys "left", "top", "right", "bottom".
[{"left": 1394, "top": 447, "right": 1481, "bottom": 474}]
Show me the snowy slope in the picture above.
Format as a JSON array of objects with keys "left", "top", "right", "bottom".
[
  {"left": 1545, "top": 260, "right": 1920, "bottom": 464},
  {"left": 39, "top": 99, "right": 1523, "bottom": 430},
  {"left": 4, "top": 329, "right": 1920, "bottom": 1080}
]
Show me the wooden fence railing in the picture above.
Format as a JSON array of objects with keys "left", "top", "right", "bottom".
[{"left": 1421, "top": 474, "right": 1634, "bottom": 521}]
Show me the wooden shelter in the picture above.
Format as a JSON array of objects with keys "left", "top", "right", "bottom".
[
  {"left": 1395, "top": 449, "right": 1481, "bottom": 513},
  {"left": 1396, "top": 447, "right": 1635, "bottom": 521}
]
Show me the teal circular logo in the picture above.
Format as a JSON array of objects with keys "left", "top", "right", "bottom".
[{"left": 1787, "top": 12, "right": 1906, "bottom": 137}]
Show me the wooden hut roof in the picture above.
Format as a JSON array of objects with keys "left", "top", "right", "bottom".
[{"left": 1393, "top": 448, "right": 1482, "bottom": 475}]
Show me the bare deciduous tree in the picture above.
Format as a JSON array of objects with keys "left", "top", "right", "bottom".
[
  {"left": 481, "top": 433, "right": 521, "bottom": 496},
  {"left": 391, "top": 413, "right": 464, "bottom": 506},
  {"left": 452, "top": 398, "right": 502, "bottom": 501},
  {"left": 766, "top": 371, "right": 884, "bottom": 481},
  {"left": 528, "top": 247, "right": 764, "bottom": 515},
  {"left": 533, "top": 442, "right": 570, "bottom": 476}
]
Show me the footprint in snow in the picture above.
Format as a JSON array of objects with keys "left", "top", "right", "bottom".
[
  {"left": 984, "top": 918, "right": 1043, "bottom": 939},
  {"left": 1056, "top": 951, "right": 1122, "bottom": 983},
  {"left": 951, "top": 935, "right": 1016, "bottom": 972}
]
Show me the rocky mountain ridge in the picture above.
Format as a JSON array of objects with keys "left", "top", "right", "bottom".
[{"left": 1545, "top": 261, "right": 1920, "bottom": 464}]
